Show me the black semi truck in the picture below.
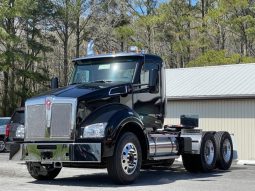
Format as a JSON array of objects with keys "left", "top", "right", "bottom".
[{"left": 10, "top": 51, "right": 233, "bottom": 184}]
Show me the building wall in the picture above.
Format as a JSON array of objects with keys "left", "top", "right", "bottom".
[{"left": 165, "top": 99, "right": 255, "bottom": 160}]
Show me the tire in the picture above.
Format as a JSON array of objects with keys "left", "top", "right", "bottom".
[
  {"left": 26, "top": 162, "right": 61, "bottom": 180},
  {"left": 182, "top": 154, "right": 200, "bottom": 173},
  {"left": 0, "top": 141, "right": 5, "bottom": 153},
  {"left": 199, "top": 132, "right": 217, "bottom": 172},
  {"left": 214, "top": 132, "right": 233, "bottom": 170},
  {"left": 107, "top": 132, "right": 142, "bottom": 184},
  {"left": 182, "top": 132, "right": 217, "bottom": 173}
]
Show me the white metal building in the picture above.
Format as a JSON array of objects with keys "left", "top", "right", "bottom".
[{"left": 165, "top": 64, "right": 255, "bottom": 160}]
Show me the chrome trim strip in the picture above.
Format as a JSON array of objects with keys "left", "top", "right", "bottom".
[{"left": 150, "top": 155, "right": 179, "bottom": 160}]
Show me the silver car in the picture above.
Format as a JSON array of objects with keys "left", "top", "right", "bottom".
[
  {"left": 5, "top": 108, "right": 24, "bottom": 152},
  {"left": 0, "top": 117, "right": 11, "bottom": 152}
]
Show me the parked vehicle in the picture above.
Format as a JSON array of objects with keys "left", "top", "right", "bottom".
[
  {"left": 10, "top": 47, "right": 234, "bottom": 184},
  {"left": 5, "top": 107, "right": 25, "bottom": 152},
  {"left": 0, "top": 117, "right": 11, "bottom": 152}
]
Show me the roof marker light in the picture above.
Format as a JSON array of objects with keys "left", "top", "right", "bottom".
[{"left": 128, "top": 46, "right": 139, "bottom": 53}]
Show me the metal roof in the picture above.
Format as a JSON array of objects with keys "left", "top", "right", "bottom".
[{"left": 166, "top": 63, "right": 255, "bottom": 100}]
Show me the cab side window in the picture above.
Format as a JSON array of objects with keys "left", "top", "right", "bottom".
[
  {"left": 140, "top": 68, "right": 149, "bottom": 84},
  {"left": 140, "top": 63, "right": 159, "bottom": 92}
]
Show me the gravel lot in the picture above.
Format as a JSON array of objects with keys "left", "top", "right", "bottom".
[{"left": 0, "top": 152, "right": 255, "bottom": 191}]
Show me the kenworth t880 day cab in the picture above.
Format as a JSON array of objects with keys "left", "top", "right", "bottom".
[{"left": 10, "top": 52, "right": 233, "bottom": 184}]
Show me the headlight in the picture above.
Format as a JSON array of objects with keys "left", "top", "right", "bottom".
[
  {"left": 82, "top": 123, "right": 107, "bottom": 138},
  {"left": 16, "top": 125, "right": 25, "bottom": 139}
]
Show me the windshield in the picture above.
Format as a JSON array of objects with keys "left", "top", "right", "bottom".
[{"left": 71, "top": 58, "right": 139, "bottom": 84}]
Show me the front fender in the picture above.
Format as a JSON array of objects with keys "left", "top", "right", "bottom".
[{"left": 80, "top": 103, "right": 147, "bottom": 158}]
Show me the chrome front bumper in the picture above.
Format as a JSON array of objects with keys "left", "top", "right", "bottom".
[{"left": 10, "top": 143, "right": 101, "bottom": 163}]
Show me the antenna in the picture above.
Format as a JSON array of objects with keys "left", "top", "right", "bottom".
[{"left": 87, "top": 40, "right": 94, "bottom": 56}]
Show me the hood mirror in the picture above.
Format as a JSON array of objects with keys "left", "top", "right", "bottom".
[{"left": 50, "top": 77, "right": 59, "bottom": 89}]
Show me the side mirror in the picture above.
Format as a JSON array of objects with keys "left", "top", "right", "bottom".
[
  {"left": 149, "top": 69, "right": 158, "bottom": 93},
  {"left": 50, "top": 77, "right": 59, "bottom": 89}
]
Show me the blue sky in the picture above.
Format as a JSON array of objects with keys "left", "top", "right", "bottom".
[{"left": 191, "top": 0, "right": 198, "bottom": 6}]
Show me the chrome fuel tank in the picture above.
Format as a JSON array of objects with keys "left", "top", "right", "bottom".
[{"left": 148, "top": 133, "right": 179, "bottom": 158}]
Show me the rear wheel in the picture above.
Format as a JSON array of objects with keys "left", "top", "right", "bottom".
[
  {"left": 200, "top": 132, "right": 217, "bottom": 172},
  {"left": 214, "top": 132, "right": 233, "bottom": 170},
  {"left": 26, "top": 162, "right": 61, "bottom": 180},
  {"left": 183, "top": 132, "right": 217, "bottom": 173},
  {"left": 107, "top": 132, "right": 142, "bottom": 184}
]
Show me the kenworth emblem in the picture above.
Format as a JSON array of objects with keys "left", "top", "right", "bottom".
[
  {"left": 45, "top": 99, "right": 52, "bottom": 110},
  {"left": 45, "top": 97, "right": 53, "bottom": 128}
]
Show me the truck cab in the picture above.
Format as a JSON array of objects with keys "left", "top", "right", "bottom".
[{"left": 10, "top": 52, "right": 234, "bottom": 184}]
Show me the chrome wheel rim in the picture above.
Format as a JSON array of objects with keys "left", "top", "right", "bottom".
[
  {"left": 222, "top": 139, "right": 232, "bottom": 162},
  {"left": 204, "top": 140, "right": 215, "bottom": 165},
  {"left": 0, "top": 141, "right": 5, "bottom": 152},
  {"left": 121, "top": 143, "right": 138, "bottom": 175}
]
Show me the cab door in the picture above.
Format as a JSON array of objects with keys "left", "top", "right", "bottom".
[{"left": 133, "top": 58, "right": 164, "bottom": 130}]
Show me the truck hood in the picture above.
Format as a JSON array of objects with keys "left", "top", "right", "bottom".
[{"left": 34, "top": 82, "right": 130, "bottom": 101}]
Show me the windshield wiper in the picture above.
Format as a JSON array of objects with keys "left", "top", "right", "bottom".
[
  {"left": 70, "top": 80, "right": 113, "bottom": 85},
  {"left": 90, "top": 80, "right": 113, "bottom": 83},
  {"left": 69, "top": 82, "right": 81, "bottom": 85}
]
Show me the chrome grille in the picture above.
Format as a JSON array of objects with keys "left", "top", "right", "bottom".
[
  {"left": 26, "top": 105, "right": 46, "bottom": 138},
  {"left": 25, "top": 97, "right": 77, "bottom": 140},
  {"left": 51, "top": 103, "right": 72, "bottom": 137}
]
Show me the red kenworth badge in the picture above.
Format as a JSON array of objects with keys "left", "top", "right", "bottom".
[{"left": 45, "top": 99, "right": 52, "bottom": 110}]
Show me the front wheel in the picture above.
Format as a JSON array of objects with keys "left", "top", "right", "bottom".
[
  {"left": 26, "top": 162, "right": 61, "bottom": 180},
  {"left": 107, "top": 132, "right": 142, "bottom": 184}
]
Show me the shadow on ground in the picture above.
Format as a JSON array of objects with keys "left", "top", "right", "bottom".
[{"left": 29, "top": 164, "right": 235, "bottom": 188}]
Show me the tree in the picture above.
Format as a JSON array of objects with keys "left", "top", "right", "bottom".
[
  {"left": 188, "top": 50, "right": 255, "bottom": 67},
  {"left": 51, "top": 0, "right": 77, "bottom": 86},
  {"left": 157, "top": 0, "right": 193, "bottom": 68},
  {"left": 0, "top": 0, "right": 23, "bottom": 115},
  {"left": 221, "top": 0, "right": 255, "bottom": 56},
  {"left": 126, "top": 0, "right": 159, "bottom": 53},
  {"left": 0, "top": 0, "right": 54, "bottom": 115},
  {"left": 84, "top": 0, "right": 131, "bottom": 53},
  {"left": 73, "top": 0, "right": 95, "bottom": 57},
  {"left": 2, "top": 0, "right": 255, "bottom": 116},
  {"left": 17, "top": 0, "right": 54, "bottom": 104}
]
